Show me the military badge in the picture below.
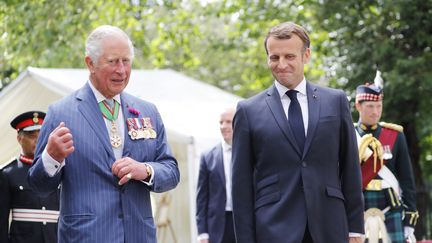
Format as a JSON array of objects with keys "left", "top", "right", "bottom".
[{"left": 127, "top": 117, "right": 157, "bottom": 140}]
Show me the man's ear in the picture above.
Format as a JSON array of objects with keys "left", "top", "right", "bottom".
[
  {"left": 85, "top": 56, "right": 95, "bottom": 73},
  {"left": 16, "top": 133, "right": 22, "bottom": 145},
  {"left": 303, "top": 48, "right": 311, "bottom": 64},
  {"left": 355, "top": 102, "right": 361, "bottom": 112}
]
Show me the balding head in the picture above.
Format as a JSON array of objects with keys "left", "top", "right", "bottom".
[{"left": 219, "top": 108, "right": 236, "bottom": 145}]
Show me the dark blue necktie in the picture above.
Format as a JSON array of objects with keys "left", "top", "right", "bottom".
[{"left": 286, "top": 90, "right": 305, "bottom": 152}]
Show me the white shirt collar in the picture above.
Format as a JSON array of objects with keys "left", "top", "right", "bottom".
[
  {"left": 87, "top": 80, "right": 121, "bottom": 104},
  {"left": 274, "top": 78, "right": 307, "bottom": 99},
  {"left": 221, "top": 140, "right": 232, "bottom": 151}
]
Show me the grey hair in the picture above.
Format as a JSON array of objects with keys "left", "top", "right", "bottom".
[{"left": 85, "top": 25, "right": 135, "bottom": 64}]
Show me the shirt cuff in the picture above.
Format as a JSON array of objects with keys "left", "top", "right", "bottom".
[
  {"left": 140, "top": 163, "right": 154, "bottom": 186},
  {"left": 349, "top": 232, "right": 364, "bottom": 238},
  {"left": 42, "top": 149, "right": 65, "bottom": 176},
  {"left": 197, "top": 233, "right": 209, "bottom": 241}
]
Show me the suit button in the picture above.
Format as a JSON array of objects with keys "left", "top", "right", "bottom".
[
  {"left": 118, "top": 213, "right": 123, "bottom": 219},
  {"left": 302, "top": 161, "right": 307, "bottom": 167}
]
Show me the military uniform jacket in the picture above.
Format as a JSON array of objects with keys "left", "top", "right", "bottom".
[
  {"left": 0, "top": 158, "right": 59, "bottom": 243},
  {"left": 356, "top": 123, "right": 417, "bottom": 218}
]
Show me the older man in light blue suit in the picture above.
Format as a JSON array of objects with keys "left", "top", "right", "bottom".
[{"left": 28, "top": 25, "right": 180, "bottom": 243}]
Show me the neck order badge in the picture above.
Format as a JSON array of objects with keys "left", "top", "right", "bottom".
[{"left": 99, "top": 100, "right": 122, "bottom": 148}]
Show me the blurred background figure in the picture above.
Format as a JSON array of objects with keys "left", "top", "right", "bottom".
[{"left": 196, "top": 107, "right": 236, "bottom": 243}]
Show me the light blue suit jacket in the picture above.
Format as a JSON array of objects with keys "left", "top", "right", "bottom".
[
  {"left": 232, "top": 82, "right": 364, "bottom": 243},
  {"left": 29, "top": 83, "right": 180, "bottom": 243}
]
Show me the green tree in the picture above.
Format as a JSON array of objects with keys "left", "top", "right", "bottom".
[{"left": 1, "top": 0, "right": 327, "bottom": 97}]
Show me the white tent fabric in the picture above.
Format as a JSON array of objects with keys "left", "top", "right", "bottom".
[{"left": 0, "top": 67, "right": 242, "bottom": 242}]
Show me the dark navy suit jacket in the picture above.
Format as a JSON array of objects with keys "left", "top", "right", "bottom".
[
  {"left": 28, "top": 83, "right": 180, "bottom": 243},
  {"left": 196, "top": 144, "right": 227, "bottom": 243},
  {"left": 232, "top": 82, "right": 364, "bottom": 243}
]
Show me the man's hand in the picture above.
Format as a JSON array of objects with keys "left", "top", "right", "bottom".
[
  {"left": 47, "top": 122, "right": 74, "bottom": 162},
  {"left": 349, "top": 236, "right": 363, "bottom": 243},
  {"left": 112, "top": 157, "right": 149, "bottom": 185}
]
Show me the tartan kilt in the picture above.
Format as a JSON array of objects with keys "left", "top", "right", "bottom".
[{"left": 364, "top": 190, "right": 405, "bottom": 243}]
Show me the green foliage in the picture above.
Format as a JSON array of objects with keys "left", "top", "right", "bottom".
[{"left": 0, "top": 0, "right": 327, "bottom": 97}]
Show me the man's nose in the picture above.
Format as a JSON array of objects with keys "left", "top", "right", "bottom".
[
  {"left": 278, "top": 58, "right": 289, "bottom": 69},
  {"left": 116, "top": 61, "right": 126, "bottom": 74}
]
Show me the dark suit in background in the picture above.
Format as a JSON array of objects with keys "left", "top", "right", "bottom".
[
  {"left": 196, "top": 108, "right": 236, "bottom": 243},
  {"left": 231, "top": 22, "right": 364, "bottom": 243}
]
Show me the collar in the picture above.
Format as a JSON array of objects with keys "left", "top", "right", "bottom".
[
  {"left": 19, "top": 154, "right": 33, "bottom": 165},
  {"left": 359, "top": 122, "right": 378, "bottom": 131},
  {"left": 88, "top": 80, "right": 121, "bottom": 105},
  {"left": 221, "top": 140, "right": 232, "bottom": 152},
  {"left": 274, "top": 78, "right": 307, "bottom": 99}
]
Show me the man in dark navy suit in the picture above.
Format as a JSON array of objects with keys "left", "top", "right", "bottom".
[
  {"left": 196, "top": 108, "right": 236, "bottom": 243},
  {"left": 231, "top": 22, "right": 364, "bottom": 243}
]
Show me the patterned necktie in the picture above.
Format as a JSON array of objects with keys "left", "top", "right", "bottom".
[
  {"left": 99, "top": 99, "right": 119, "bottom": 121},
  {"left": 286, "top": 90, "right": 305, "bottom": 152}
]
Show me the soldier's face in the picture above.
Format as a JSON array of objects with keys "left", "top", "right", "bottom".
[
  {"left": 17, "top": 130, "right": 40, "bottom": 158},
  {"left": 356, "top": 101, "right": 382, "bottom": 126}
]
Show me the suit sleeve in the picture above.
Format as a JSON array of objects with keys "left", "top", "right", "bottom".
[
  {"left": 28, "top": 105, "right": 63, "bottom": 197},
  {"left": 145, "top": 109, "right": 180, "bottom": 193},
  {"left": 0, "top": 170, "right": 10, "bottom": 242},
  {"left": 338, "top": 92, "right": 365, "bottom": 234},
  {"left": 394, "top": 133, "right": 417, "bottom": 217},
  {"left": 232, "top": 102, "right": 257, "bottom": 242},
  {"left": 196, "top": 152, "right": 209, "bottom": 235}
]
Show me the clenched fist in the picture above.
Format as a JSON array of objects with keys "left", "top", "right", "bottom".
[{"left": 47, "top": 122, "right": 74, "bottom": 162}]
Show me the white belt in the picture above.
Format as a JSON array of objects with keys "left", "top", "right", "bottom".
[{"left": 12, "top": 208, "right": 59, "bottom": 223}]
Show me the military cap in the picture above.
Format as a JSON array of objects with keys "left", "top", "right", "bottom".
[
  {"left": 10, "top": 111, "right": 46, "bottom": 132},
  {"left": 355, "top": 83, "right": 383, "bottom": 103},
  {"left": 355, "top": 70, "right": 385, "bottom": 103}
]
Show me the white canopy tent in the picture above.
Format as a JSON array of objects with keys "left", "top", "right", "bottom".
[{"left": 0, "top": 67, "right": 242, "bottom": 243}]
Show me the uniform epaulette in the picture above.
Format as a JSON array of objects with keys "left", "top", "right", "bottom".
[
  {"left": 0, "top": 157, "right": 17, "bottom": 170},
  {"left": 379, "top": 122, "right": 403, "bottom": 132}
]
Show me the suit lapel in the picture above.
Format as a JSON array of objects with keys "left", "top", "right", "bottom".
[
  {"left": 265, "top": 85, "right": 301, "bottom": 155},
  {"left": 121, "top": 94, "right": 134, "bottom": 157},
  {"left": 303, "top": 82, "right": 320, "bottom": 158},
  {"left": 76, "top": 83, "right": 116, "bottom": 162}
]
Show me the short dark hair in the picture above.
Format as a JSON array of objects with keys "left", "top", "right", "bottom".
[{"left": 264, "top": 22, "right": 310, "bottom": 54}]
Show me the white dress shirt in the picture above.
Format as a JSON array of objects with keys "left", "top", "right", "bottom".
[
  {"left": 221, "top": 141, "right": 233, "bottom": 211},
  {"left": 274, "top": 79, "right": 309, "bottom": 136}
]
